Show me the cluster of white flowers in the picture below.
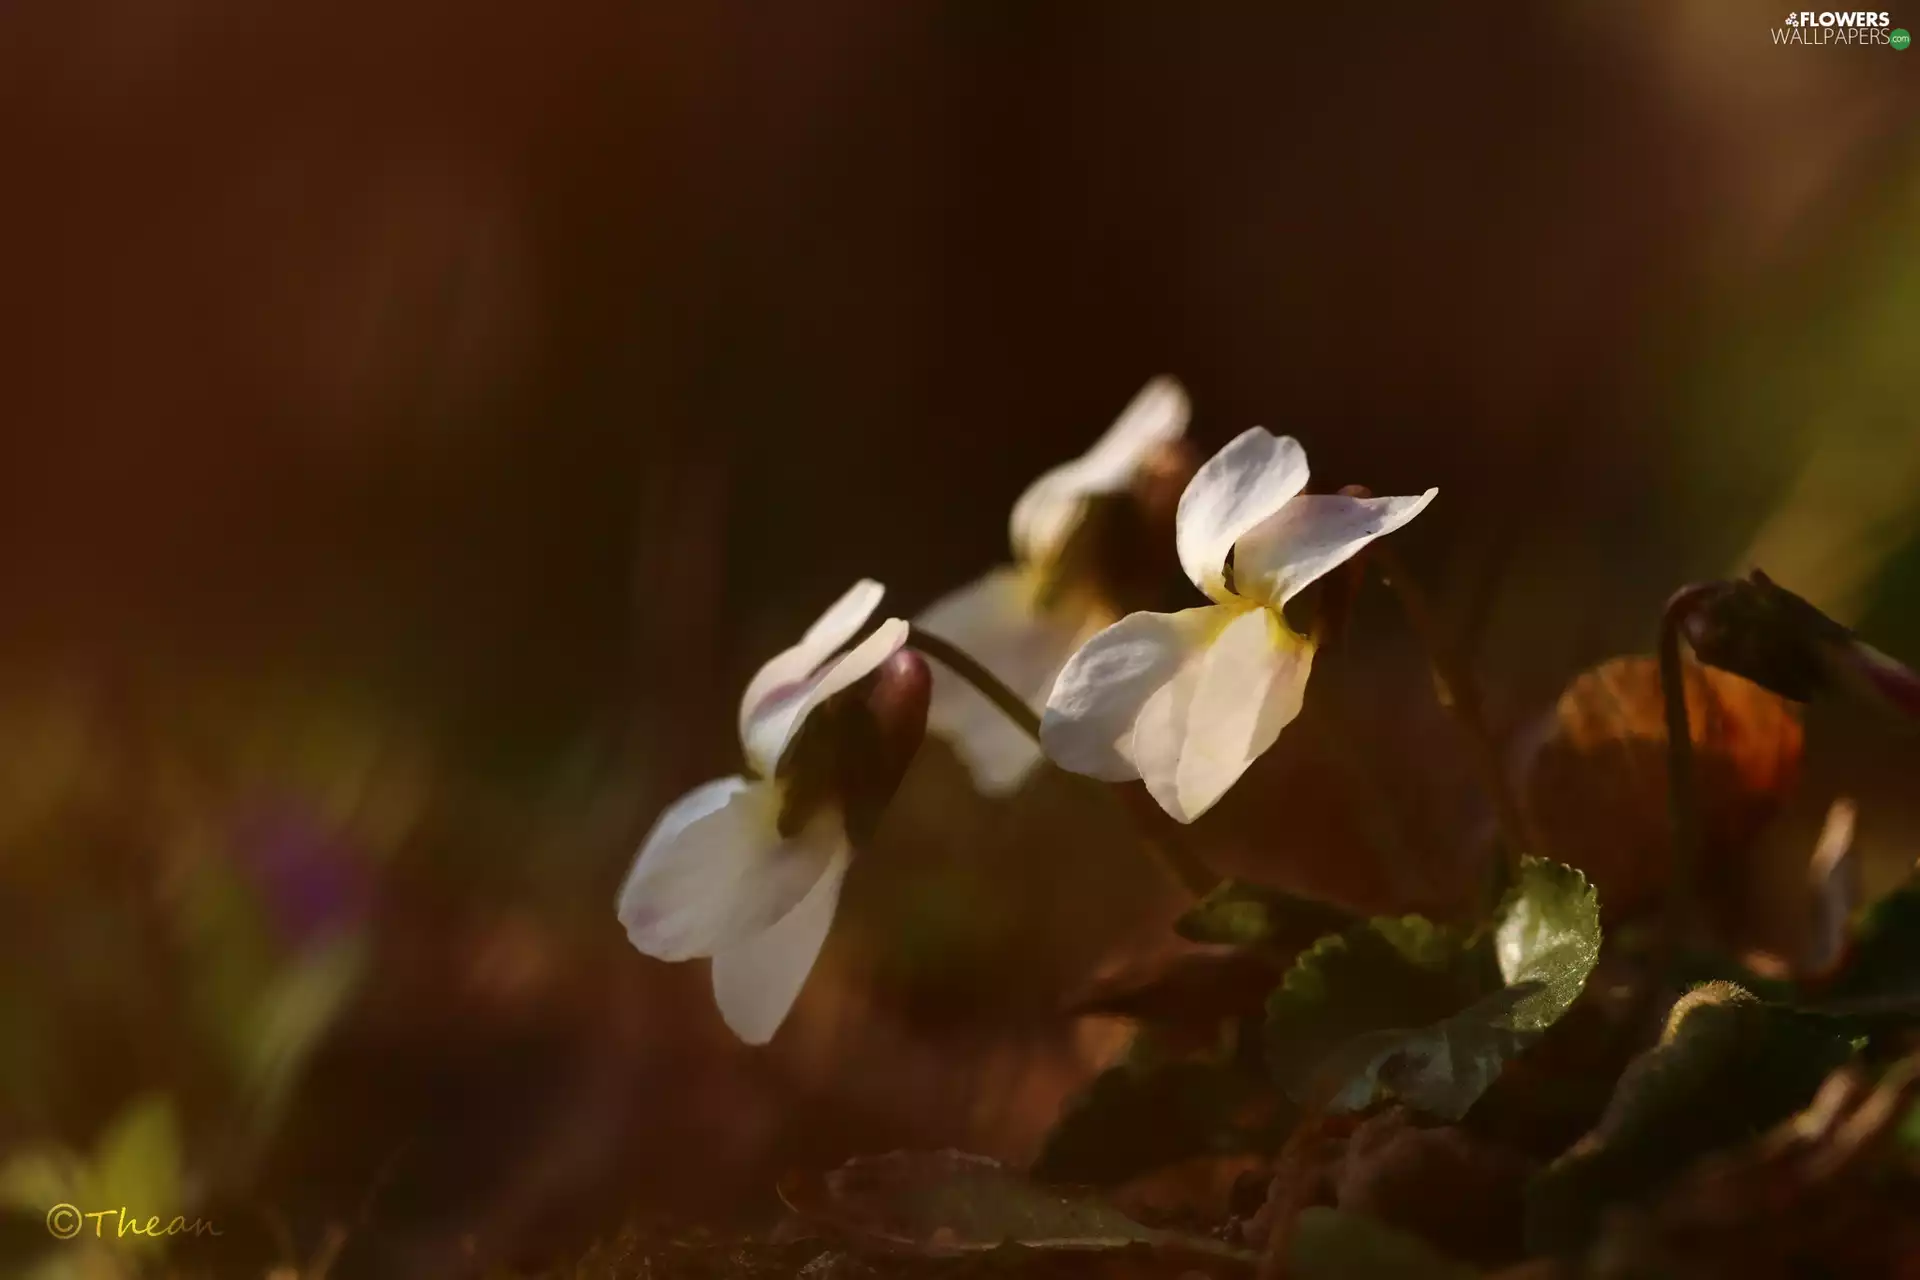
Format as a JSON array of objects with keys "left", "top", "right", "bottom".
[{"left": 619, "top": 380, "right": 1436, "bottom": 1043}]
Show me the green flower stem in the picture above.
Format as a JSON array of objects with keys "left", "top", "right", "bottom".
[
  {"left": 906, "top": 624, "right": 1220, "bottom": 900},
  {"left": 1373, "top": 545, "right": 1532, "bottom": 885},
  {"left": 906, "top": 625, "right": 1042, "bottom": 741},
  {"left": 1657, "top": 586, "right": 1713, "bottom": 983}
]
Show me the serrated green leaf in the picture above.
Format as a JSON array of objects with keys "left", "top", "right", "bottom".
[
  {"left": 1267, "top": 860, "right": 1602, "bottom": 1121},
  {"left": 1176, "top": 879, "right": 1354, "bottom": 950},
  {"left": 1289, "top": 1208, "right": 1480, "bottom": 1280},
  {"left": 1494, "top": 859, "right": 1602, "bottom": 1033}
]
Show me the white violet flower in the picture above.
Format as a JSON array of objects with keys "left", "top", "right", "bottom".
[
  {"left": 918, "top": 378, "right": 1191, "bottom": 794},
  {"left": 1040, "top": 428, "right": 1436, "bottom": 823},
  {"left": 617, "top": 580, "right": 924, "bottom": 1044}
]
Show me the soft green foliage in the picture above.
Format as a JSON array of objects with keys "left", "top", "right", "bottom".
[
  {"left": 1288, "top": 1208, "right": 1480, "bottom": 1280},
  {"left": 1526, "top": 982, "right": 1854, "bottom": 1255},
  {"left": 1830, "top": 873, "right": 1920, "bottom": 1003},
  {"left": 1493, "top": 859, "right": 1603, "bottom": 1033},
  {"left": 1175, "top": 878, "right": 1354, "bottom": 951},
  {"left": 1034, "top": 1029, "right": 1284, "bottom": 1185},
  {"left": 1266, "top": 860, "right": 1601, "bottom": 1121},
  {"left": 0, "top": 1093, "right": 185, "bottom": 1280},
  {"left": 241, "top": 932, "right": 369, "bottom": 1131},
  {"left": 0, "top": 1094, "right": 183, "bottom": 1226}
]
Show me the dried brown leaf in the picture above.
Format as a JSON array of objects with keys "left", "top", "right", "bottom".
[{"left": 1520, "top": 655, "right": 1802, "bottom": 922}]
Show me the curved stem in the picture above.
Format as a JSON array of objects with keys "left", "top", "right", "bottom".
[
  {"left": 1622, "top": 585, "right": 1715, "bottom": 1038},
  {"left": 1372, "top": 545, "right": 1531, "bottom": 884},
  {"left": 1657, "top": 586, "right": 1712, "bottom": 980},
  {"left": 907, "top": 624, "right": 1220, "bottom": 899},
  {"left": 906, "top": 625, "right": 1042, "bottom": 742}
]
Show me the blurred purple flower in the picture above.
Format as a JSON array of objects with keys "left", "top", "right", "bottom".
[{"left": 230, "top": 798, "right": 373, "bottom": 945}]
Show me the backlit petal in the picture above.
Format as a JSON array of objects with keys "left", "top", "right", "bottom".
[
  {"left": 1040, "top": 606, "right": 1225, "bottom": 781},
  {"left": 1175, "top": 428, "right": 1310, "bottom": 603},
  {"left": 1233, "top": 490, "right": 1438, "bottom": 608},
  {"left": 1133, "top": 606, "right": 1314, "bottom": 823},
  {"left": 710, "top": 842, "right": 851, "bottom": 1045},
  {"left": 1010, "top": 378, "right": 1190, "bottom": 568},
  {"left": 919, "top": 567, "right": 1090, "bottom": 794},
  {"left": 739, "top": 580, "right": 886, "bottom": 766},
  {"left": 617, "top": 778, "right": 841, "bottom": 961},
  {"left": 765, "top": 617, "right": 911, "bottom": 775}
]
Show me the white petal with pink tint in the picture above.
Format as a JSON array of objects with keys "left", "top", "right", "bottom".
[
  {"left": 710, "top": 841, "right": 852, "bottom": 1045},
  {"left": 617, "top": 777, "right": 841, "bottom": 962},
  {"left": 1040, "top": 606, "right": 1224, "bottom": 781},
  {"left": 738, "top": 580, "right": 885, "bottom": 772}
]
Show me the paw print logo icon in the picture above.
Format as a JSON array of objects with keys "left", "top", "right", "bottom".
[{"left": 1785, "top": 11, "right": 1799, "bottom": 23}]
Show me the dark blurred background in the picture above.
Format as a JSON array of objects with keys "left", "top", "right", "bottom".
[{"left": 2, "top": 2, "right": 1918, "bottom": 1275}]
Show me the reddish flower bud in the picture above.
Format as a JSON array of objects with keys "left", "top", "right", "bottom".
[
  {"left": 850, "top": 648, "right": 932, "bottom": 842},
  {"left": 1679, "top": 570, "right": 1920, "bottom": 723},
  {"left": 776, "top": 648, "right": 930, "bottom": 847},
  {"left": 1823, "top": 637, "right": 1920, "bottom": 723},
  {"left": 1677, "top": 572, "right": 1848, "bottom": 703}
]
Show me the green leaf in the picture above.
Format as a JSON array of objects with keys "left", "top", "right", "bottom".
[
  {"left": 0, "top": 1148, "right": 82, "bottom": 1212},
  {"left": 778, "top": 1150, "right": 1255, "bottom": 1264},
  {"left": 1492, "top": 858, "right": 1602, "bottom": 1033},
  {"left": 1288, "top": 1208, "right": 1480, "bottom": 1280},
  {"left": 1267, "top": 860, "right": 1601, "bottom": 1121},
  {"left": 241, "top": 932, "right": 368, "bottom": 1133},
  {"left": 1177, "top": 879, "right": 1354, "bottom": 951},
  {"left": 1525, "top": 982, "right": 1853, "bottom": 1255},
  {"left": 1830, "top": 874, "right": 1920, "bottom": 1002},
  {"left": 82, "top": 1094, "right": 184, "bottom": 1250},
  {"left": 1033, "top": 1029, "right": 1286, "bottom": 1185}
]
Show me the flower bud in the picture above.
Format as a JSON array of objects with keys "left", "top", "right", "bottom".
[
  {"left": 1679, "top": 570, "right": 1920, "bottom": 722},
  {"left": 776, "top": 648, "right": 930, "bottom": 847},
  {"left": 1822, "top": 637, "right": 1920, "bottom": 723},
  {"left": 1677, "top": 572, "right": 1849, "bottom": 702},
  {"left": 847, "top": 648, "right": 933, "bottom": 844}
]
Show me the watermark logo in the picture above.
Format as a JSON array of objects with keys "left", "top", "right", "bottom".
[
  {"left": 1772, "top": 10, "right": 1905, "bottom": 43},
  {"left": 45, "top": 1204, "right": 221, "bottom": 1242}
]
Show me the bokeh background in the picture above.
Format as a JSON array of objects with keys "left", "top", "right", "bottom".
[{"left": 2, "top": 2, "right": 1919, "bottom": 1275}]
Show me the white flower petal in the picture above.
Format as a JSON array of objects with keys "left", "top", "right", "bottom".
[
  {"left": 1133, "top": 606, "right": 1314, "bottom": 823},
  {"left": 1009, "top": 378, "right": 1190, "bottom": 568},
  {"left": 617, "top": 777, "right": 841, "bottom": 961},
  {"left": 919, "top": 567, "right": 1091, "bottom": 794},
  {"left": 710, "top": 842, "right": 851, "bottom": 1045},
  {"left": 765, "top": 616, "right": 911, "bottom": 775},
  {"left": 738, "top": 579, "right": 886, "bottom": 767},
  {"left": 1175, "top": 428, "right": 1310, "bottom": 603},
  {"left": 1040, "top": 606, "right": 1225, "bottom": 781},
  {"left": 1233, "top": 490, "right": 1439, "bottom": 608}
]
